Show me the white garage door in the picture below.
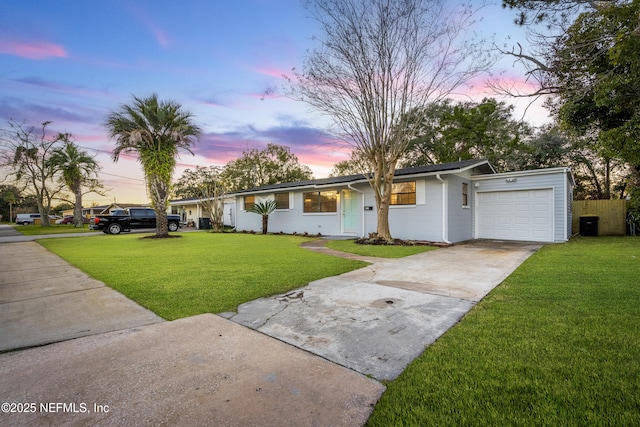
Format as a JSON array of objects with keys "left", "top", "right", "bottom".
[{"left": 477, "top": 189, "right": 554, "bottom": 242}]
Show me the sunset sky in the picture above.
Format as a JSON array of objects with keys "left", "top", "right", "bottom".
[{"left": 0, "top": 0, "right": 547, "bottom": 205}]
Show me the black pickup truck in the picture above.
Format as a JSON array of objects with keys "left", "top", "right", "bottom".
[{"left": 90, "top": 208, "right": 181, "bottom": 234}]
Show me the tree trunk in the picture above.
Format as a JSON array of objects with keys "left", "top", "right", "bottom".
[
  {"left": 371, "top": 164, "right": 395, "bottom": 241},
  {"left": 262, "top": 214, "right": 268, "bottom": 234},
  {"left": 156, "top": 209, "right": 169, "bottom": 237},
  {"left": 376, "top": 201, "right": 391, "bottom": 240},
  {"left": 73, "top": 186, "right": 83, "bottom": 228},
  {"left": 149, "top": 176, "right": 169, "bottom": 237},
  {"left": 37, "top": 198, "right": 50, "bottom": 227}
]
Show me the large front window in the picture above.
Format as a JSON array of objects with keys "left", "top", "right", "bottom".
[
  {"left": 390, "top": 181, "right": 416, "bottom": 205},
  {"left": 303, "top": 191, "right": 337, "bottom": 213}
]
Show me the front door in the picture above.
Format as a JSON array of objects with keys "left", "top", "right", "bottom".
[{"left": 341, "top": 190, "right": 358, "bottom": 233}]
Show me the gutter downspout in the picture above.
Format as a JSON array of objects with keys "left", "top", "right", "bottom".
[
  {"left": 347, "top": 184, "right": 366, "bottom": 237},
  {"left": 436, "top": 174, "right": 452, "bottom": 244}
]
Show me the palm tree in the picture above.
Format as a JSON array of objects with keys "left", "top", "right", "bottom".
[
  {"left": 249, "top": 200, "right": 277, "bottom": 234},
  {"left": 48, "top": 139, "right": 100, "bottom": 227},
  {"left": 105, "top": 94, "right": 201, "bottom": 237}
]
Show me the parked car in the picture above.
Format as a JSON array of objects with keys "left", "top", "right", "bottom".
[
  {"left": 90, "top": 208, "right": 181, "bottom": 234},
  {"left": 15, "top": 213, "right": 41, "bottom": 225},
  {"left": 57, "top": 215, "right": 74, "bottom": 224},
  {"left": 58, "top": 216, "right": 90, "bottom": 225}
]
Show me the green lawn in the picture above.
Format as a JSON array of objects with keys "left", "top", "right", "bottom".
[
  {"left": 368, "top": 236, "right": 640, "bottom": 426},
  {"left": 39, "top": 233, "right": 367, "bottom": 320},
  {"left": 324, "top": 239, "right": 437, "bottom": 258},
  {"left": 14, "top": 224, "right": 97, "bottom": 235}
]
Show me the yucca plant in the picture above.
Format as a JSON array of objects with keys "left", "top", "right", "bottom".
[{"left": 249, "top": 200, "right": 277, "bottom": 234}]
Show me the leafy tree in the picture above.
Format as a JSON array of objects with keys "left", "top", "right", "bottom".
[
  {"left": 0, "top": 185, "right": 20, "bottom": 222},
  {"left": 329, "top": 149, "right": 370, "bottom": 177},
  {"left": 290, "top": 0, "right": 492, "bottom": 240},
  {"left": 105, "top": 94, "right": 201, "bottom": 238},
  {"left": 0, "top": 120, "right": 66, "bottom": 226},
  {"left": 249, "top": 200, "right": 277, "bottom": 234},
  {"left": 48, "top": 137, "right": 101, "bottom": 227},
  {"left": 516, "top": 126, "right": 572, "bottom": 170},
  {"left": 222, "top": 144, "right": 313, "bottom": 192},
  {"left": 551, "top": 0, "right": 640, "bottom": 179},
  {"left": 51, "top": 202, "right": 74, "bottom": 215},
  {"left": 402, "top": 98, "right": 532, "bottom": 172},
  {"left": 173, "top": 166, "right": 227, "bottom": 232},
  {"left": 497, "top": 1, "right": 640, "bottom": 200},
  {"left": 494, "top": 0, "right": 613, "bottom": 97}
]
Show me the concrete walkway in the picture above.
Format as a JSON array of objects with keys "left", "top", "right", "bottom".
[
  {"left": 0, "top": 241, "right": 164, "bottom": 352},
  {"left": 0, "top": 227, "right": 540, "bottom": 425}
]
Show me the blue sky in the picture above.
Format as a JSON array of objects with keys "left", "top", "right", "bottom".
[{"left": 0, "top": 0, "right": 546, "bottom": 204}]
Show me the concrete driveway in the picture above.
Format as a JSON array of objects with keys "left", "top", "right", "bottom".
[{"left": 226, "top": 240, "right": 541, "bottom": 381}]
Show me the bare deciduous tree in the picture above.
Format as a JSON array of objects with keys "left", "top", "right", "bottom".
[
  {"left": 290, "top": 0, "right": 492, "bottom": 240},
  {"left": 0, "top": 120, "right": 65, "bottom": 226},
  {"left": 173, "top": 166, "right": 228, "bottom": 232}
]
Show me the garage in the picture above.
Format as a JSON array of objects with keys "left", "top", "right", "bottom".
[{"left": 476, "top": 189, "right": 554, "bottom": 242}]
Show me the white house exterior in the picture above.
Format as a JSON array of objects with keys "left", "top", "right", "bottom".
[
  {"left": 170, "top": 197, "right": 236, "bottom": 229},
  {"left": 174, "top": 159, "right": 574, "bottom": 243}
]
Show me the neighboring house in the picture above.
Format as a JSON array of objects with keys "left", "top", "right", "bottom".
[
  {"left": 170, "top": 197, "right": 236, "bottom": 229},
  {"left": 222, "top": 159, "right": 574, "bottom": 243}
]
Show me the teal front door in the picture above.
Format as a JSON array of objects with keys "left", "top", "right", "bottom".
[{"left": 342, "top": 190, "right": 358, "bottom": 233}]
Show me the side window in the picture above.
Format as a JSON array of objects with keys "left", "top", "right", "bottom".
[
  {"left": 274, "top": 192, "right": 289, "bottom": 210},
  {"left": 390, "top": 181, "right": 416, "bottom": 205},
  {"left": 244, "top": 195, "right": 255, "bottom": 211},
  {"left": 462, "top": 183, "right": 469, "bottom": 207}
]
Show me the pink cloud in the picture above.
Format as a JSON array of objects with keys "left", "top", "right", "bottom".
[
  {"left": 0, "top": 39, "right": 67, "bottom": 60},
  {"left": 123, "top": 4, "right": 172, "bottom": 48},
  {"left": 148, "top": 24, "right": 170, "bottom": 48},
  {"left": 255, "top": 66, "right": 291, "bottom": 79},
  {"left": 480, "top": 74, "right": 542, "bottom": 97}
]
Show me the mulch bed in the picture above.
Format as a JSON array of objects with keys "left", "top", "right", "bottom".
[{"left": 354, "top": 237, "right": 452, "bottom": 247}]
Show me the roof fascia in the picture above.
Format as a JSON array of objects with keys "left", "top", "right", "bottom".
[
  {"left": 472, "top": 167, "right": 574, "bottom": 183},
  {"left": 226, "top": 160, "right": 495, "bottom": 196}
]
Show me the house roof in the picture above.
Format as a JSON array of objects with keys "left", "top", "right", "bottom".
[{"left": 230, "top": 159, "right": 495, "bottom": 195}]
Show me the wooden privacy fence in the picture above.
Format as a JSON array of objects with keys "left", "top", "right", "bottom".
[{"left": 572, "top": 199, "right": 628, "bottom": 236}]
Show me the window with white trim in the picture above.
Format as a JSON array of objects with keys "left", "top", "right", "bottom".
[
  {"left": 303, "top": 191, "right": 337, "bottom": 212},
  {"left": 390, "top": 181, "right": 416, "bottom": 205}
]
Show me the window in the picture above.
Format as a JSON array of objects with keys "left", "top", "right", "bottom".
[
  {"left": 462, "top": 183, "right": 469, "bottom": 206},
  {"left": 390, "top": 181, "right": 416, "bottom": 205},
  {"left": 244, "top": 195, "right": 255, "bottom": 211},
  {"left": 274, "top": 192, "right": 289, "bottom": 210},
  {"left": 303, "top": 191, "right": 337, "bottom": 213}
]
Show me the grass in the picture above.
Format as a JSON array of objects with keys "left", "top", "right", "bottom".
[
  {"left": 368, "top": 236, "right": 640, "bottom": 426},
  {"left": 324, "top": 239, "right": 438, "bottom": 258},
  {"left": 39, "top": 233, "right": 367, "bottom": 320},
  {"left": 14, "top": 224, "right": 97, "bottom": 235}
]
